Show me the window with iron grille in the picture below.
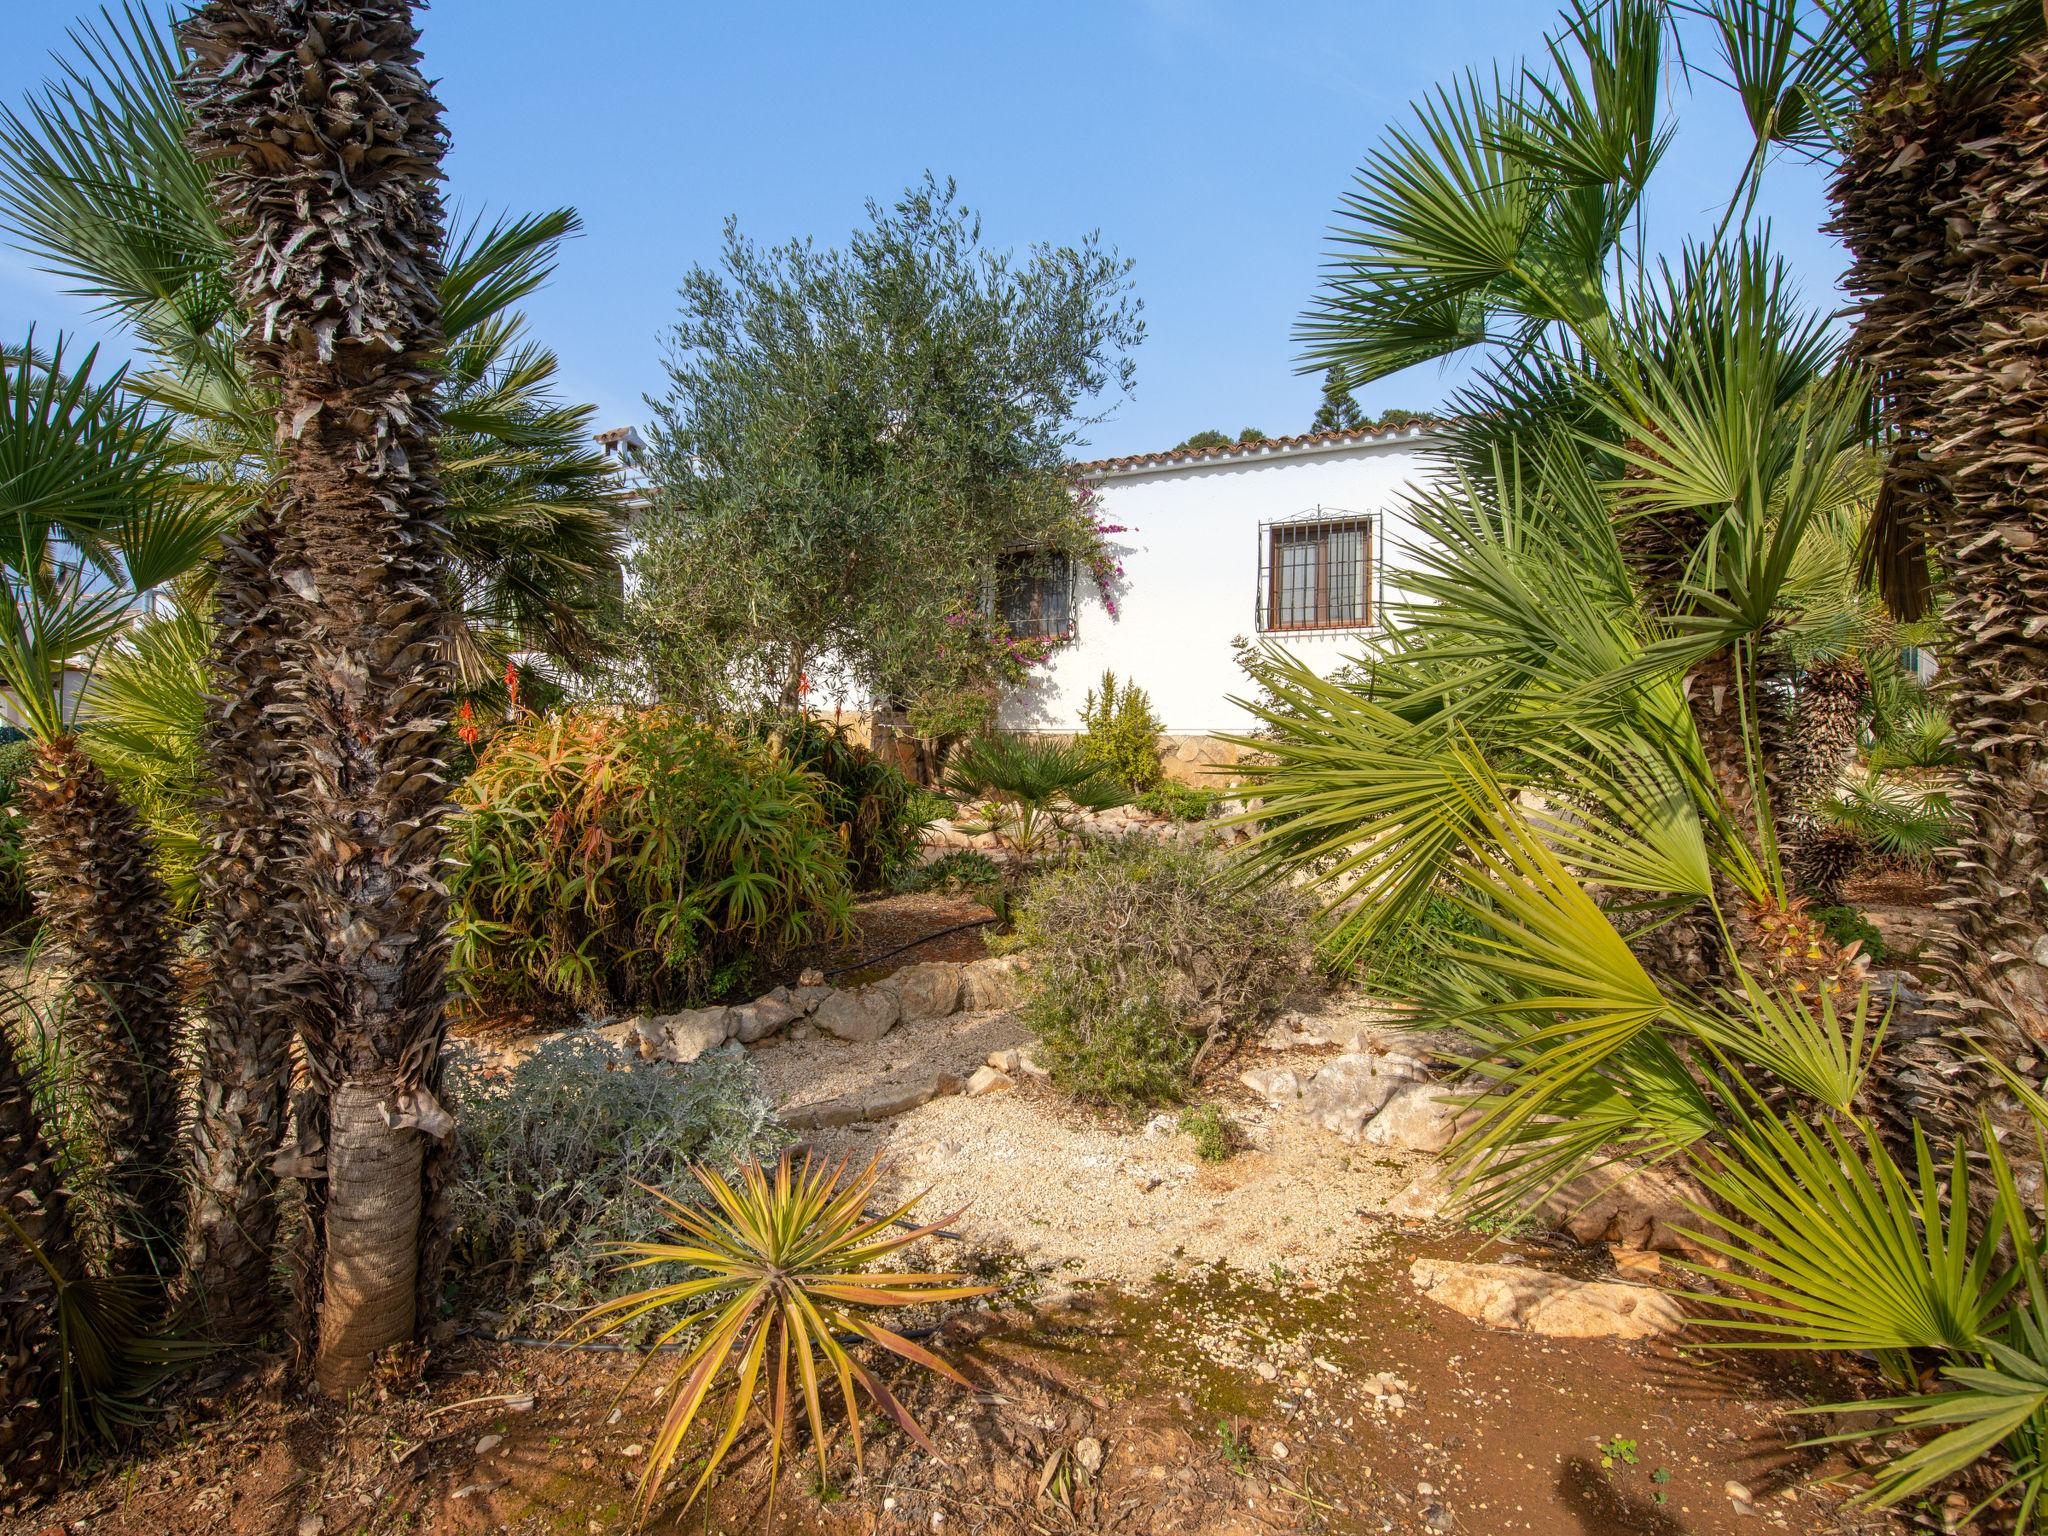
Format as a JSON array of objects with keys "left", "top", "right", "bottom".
[
  {"left": 1256, "top": 510, "right": 1375, "bottom": 633},
  {"left": 991, "top": 550, "right": 1076, "bottom": 640}
]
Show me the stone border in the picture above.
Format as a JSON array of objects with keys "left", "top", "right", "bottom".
[{"left": 623, "top": 955, "right": 1029, "bottom": 1064}]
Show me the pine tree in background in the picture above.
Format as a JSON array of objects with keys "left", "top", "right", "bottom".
[{"left": 1311, "top": 365, "right": 1365, "bottom": 432}]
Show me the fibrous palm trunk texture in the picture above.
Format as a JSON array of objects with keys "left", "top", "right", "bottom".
[
  {"left": 179, "top": 505, "right": 297, "bottom": 1340},
  {"left": 1830, "top": 57, "right": 2048, "bottom": 1142},
  {"left": 182, "top": 0, "right": 457, "bottom": 1395},
  {"left": 0, "top": 1025, "right": 83, "bottom": 1507},
  {"left": 1775, "top": 659, "right": 1867, "bottom": 904},
  {"left": 1917, "top": 46, "right": 2048, "bottom": 1071},
  {"left": 22, "top": 736, "right": 184, "bottom": 1280}
]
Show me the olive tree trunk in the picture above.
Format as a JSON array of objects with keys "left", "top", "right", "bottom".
[{"left": 183, "top": 0, "right": 457, "bottom": 1395}]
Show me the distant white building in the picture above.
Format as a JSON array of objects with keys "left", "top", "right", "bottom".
[{"left": 997, "top": 423, "right": 1446, "bottom": 765}]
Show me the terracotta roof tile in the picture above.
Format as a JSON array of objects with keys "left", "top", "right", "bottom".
[{"left": 1073, "top": 419, "right": 1446, "bottom": 476}]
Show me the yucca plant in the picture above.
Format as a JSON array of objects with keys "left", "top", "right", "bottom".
[
  {"left": 942, "top": 733, "right": 1129, "bottom": 866},
  {"left": 574, "top": 1151, "right": 992, "bottom": 1521}
]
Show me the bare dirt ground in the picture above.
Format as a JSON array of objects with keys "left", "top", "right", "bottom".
[{"left": 9, "top": 1233, "right": 1908, "bottom": 1536}]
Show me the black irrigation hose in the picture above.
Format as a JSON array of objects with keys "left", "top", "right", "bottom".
[{"left": 821, "top": 916, "right": 998, "bottom": 981}]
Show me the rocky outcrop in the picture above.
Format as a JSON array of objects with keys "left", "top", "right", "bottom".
[
  {"left": 814, "top": 985, "right": 902, "bottom": 1043},
  {"left": 887, "top": 962, "right": 963, "bottom": 1022},
  {"left": 781, "top": 1070, "right": 966, "bottom": 1130},
  {"left": 958, "top": 955, "right": 1027, "bottom": 1011},
  {"left": 634, "top": 1007, "right": 733, "bottom": 1064},
  {"left": 1239, "top": 1043, "right": 1430, "bottom": 1143},
  {"left": 1361, "top": 1081, "right": 1470, "bottom": 1153},
  {"left": 1537, "top": 1164, "right": 1717, "bottom": 1263},
  {"left": 1407, "top": 1258, "right": 1685, "bottom": 1340}
]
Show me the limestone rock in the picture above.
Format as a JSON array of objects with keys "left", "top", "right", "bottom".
[
  {"left": 1260, "top": 1018, "right": 1332, "bottom": 1051},
  {"left": 780, "top": 1096, "right": 865, "bottom": 1131},
  {"left": 1387, "top": 1164, "right": 1453, "bottom": 1220},
  {"left": 886, "top": 962, "right": 963, "bottom": 1022},
  {"left": 730, "top": 989, "right": 802, "bottom": 1044},
  {"left": 1239, "top": 1066, "right": 1304, "bottom": 1102},
  {"left": 863, "top": 1072, "right": 961, "bottom": 1119},
  {"left": 791, "top": 984, "right": 833, "bottom": 1014},
  {"left": 966, "top": 1065, "right": 1014, "bottom": 1096},
  {"left": 814, "top": 985, "right": 901, "bottom": 1043},
  {"left": 1361, "top": 1082, "right": 1470, "bottom": 1153},
  {"left": 785, "top": 1071, "right": 963, "bottom": 1129},
  {"left": 1539, "top": 1163, "right": 1714, "bottom": 1260},
  {"left": 985, "top": 1048, "right": 1022, "bottom": 1073},
  {"left": 1301, "top": 1050, "right": 1428, "bottom": 1141},
  {"left": 959, "top": 954, "right": 1026, "bottom": 1011},
  {"left": 639, "top": 1007, "right": 733, "bottom": 1063},
  {"left": 1407, "top": 1258, "right": 1685, "bottom": 1340}
]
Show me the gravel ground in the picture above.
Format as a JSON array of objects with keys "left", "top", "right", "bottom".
[{"left": 747, "top": 992, "right": 1428, "bottom": 1289}]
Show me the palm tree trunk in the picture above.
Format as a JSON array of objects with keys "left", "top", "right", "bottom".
[
  {"left": 1916, "top": 44, "right": 2048, "bottom": 1062},
  {"left": 22, "top": 736, "right": 183, "bottom": 1280},
  {"left": 179, "top": 507, "right": 296, "bottom": 1339},
  {"left": 0, "top": 1024, "right": 83, "bottom": 1505},
  {"left": 1776, "top": 660, "right": 1867, "bottom": 904},
  {"left": 183, "top": 0, "right": 457, "bottom": 1395},
  {"left": 1828, "top": 65, "right": 2029, "bottom": 1144}
]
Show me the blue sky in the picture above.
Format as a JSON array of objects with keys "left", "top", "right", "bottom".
[{"left": 1, "top": 0, "right": 1846, "bottom": 459}]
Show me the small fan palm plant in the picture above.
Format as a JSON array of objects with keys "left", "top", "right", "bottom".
[
  {"left": 942, "top": 733, "right": 1128, "bottom": 866},
  {"left": 574, "top": 1152, "right": 992, "bottom": 1521}
]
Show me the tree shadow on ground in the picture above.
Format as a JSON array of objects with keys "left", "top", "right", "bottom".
[{"left": 1555, "top": 1454, "right": 1689, "bottom": 1535}]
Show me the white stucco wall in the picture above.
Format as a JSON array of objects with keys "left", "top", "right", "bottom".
[{"left": 999, "top": 430, "right": 1445, "bottom": 735}]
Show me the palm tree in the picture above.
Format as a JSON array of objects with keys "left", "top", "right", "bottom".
[
  {"left": 942, "top": 734, "right": 1129, "bottom": 866},
  {"left": 0, "top": 1022, "right": 80, "bottom": 1503},
  {"left": 1700, "top": 0, "right": 2048, "bottom": 1120},
  {"left": 0, "top": 6, "right": 628, "bottom": 678},
  {"left": 0, "top": 4, "right": 628, "bottom": 1346},
  {"left": 0, "top": 335, "right": 227, "bottom": 1280},
  {"left": 181, "top": 0, "right": 464, "bottom": 1396}
]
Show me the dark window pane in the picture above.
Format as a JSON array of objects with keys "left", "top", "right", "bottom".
[
  {"left": 996, "top": 553, "right": 1072, "bottom": 638},
  {"left": 1262, "top": 516, "right": 1372, "bottom": 632}
]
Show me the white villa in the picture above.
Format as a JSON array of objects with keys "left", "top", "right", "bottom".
[{"left": 996, "top": 421, "right": 1446, "bottom": 769}]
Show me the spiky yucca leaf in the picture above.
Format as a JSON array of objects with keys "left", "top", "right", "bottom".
[{"left": 575, "top": 1152, "right": 992, "bottom": 1522}]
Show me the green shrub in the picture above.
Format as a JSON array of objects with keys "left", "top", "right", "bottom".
[
  {"left": 1078, "top": 670, "right": 1165, "bottom": 792},
  {"left": 443, "top": 1032, "right": 784, "bottom": 1337},
  {"left": 1178, "top": 1102, "right": 1239, "bottom": 1162},
  {"left": 772, "top": 716, "right": 933, "bottom": 889},
  {"left": 449, "top": 710, "right": 855, "bottom": 1018},
  {"left": 1355, "top": 889, "right": 1488, "bottom": 994},
  {"left": 1134, "top": 780, "right": 1224, "bottom": 822},
  {"left": 1012, "top": 837, "right": 1317, "bottom": 1109},
  {"left": 1812, "top": 904, "right": 1888, "bottom": 963},
  {"left": 0, "top": 736, "right": 36, "bottom": 932}
]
